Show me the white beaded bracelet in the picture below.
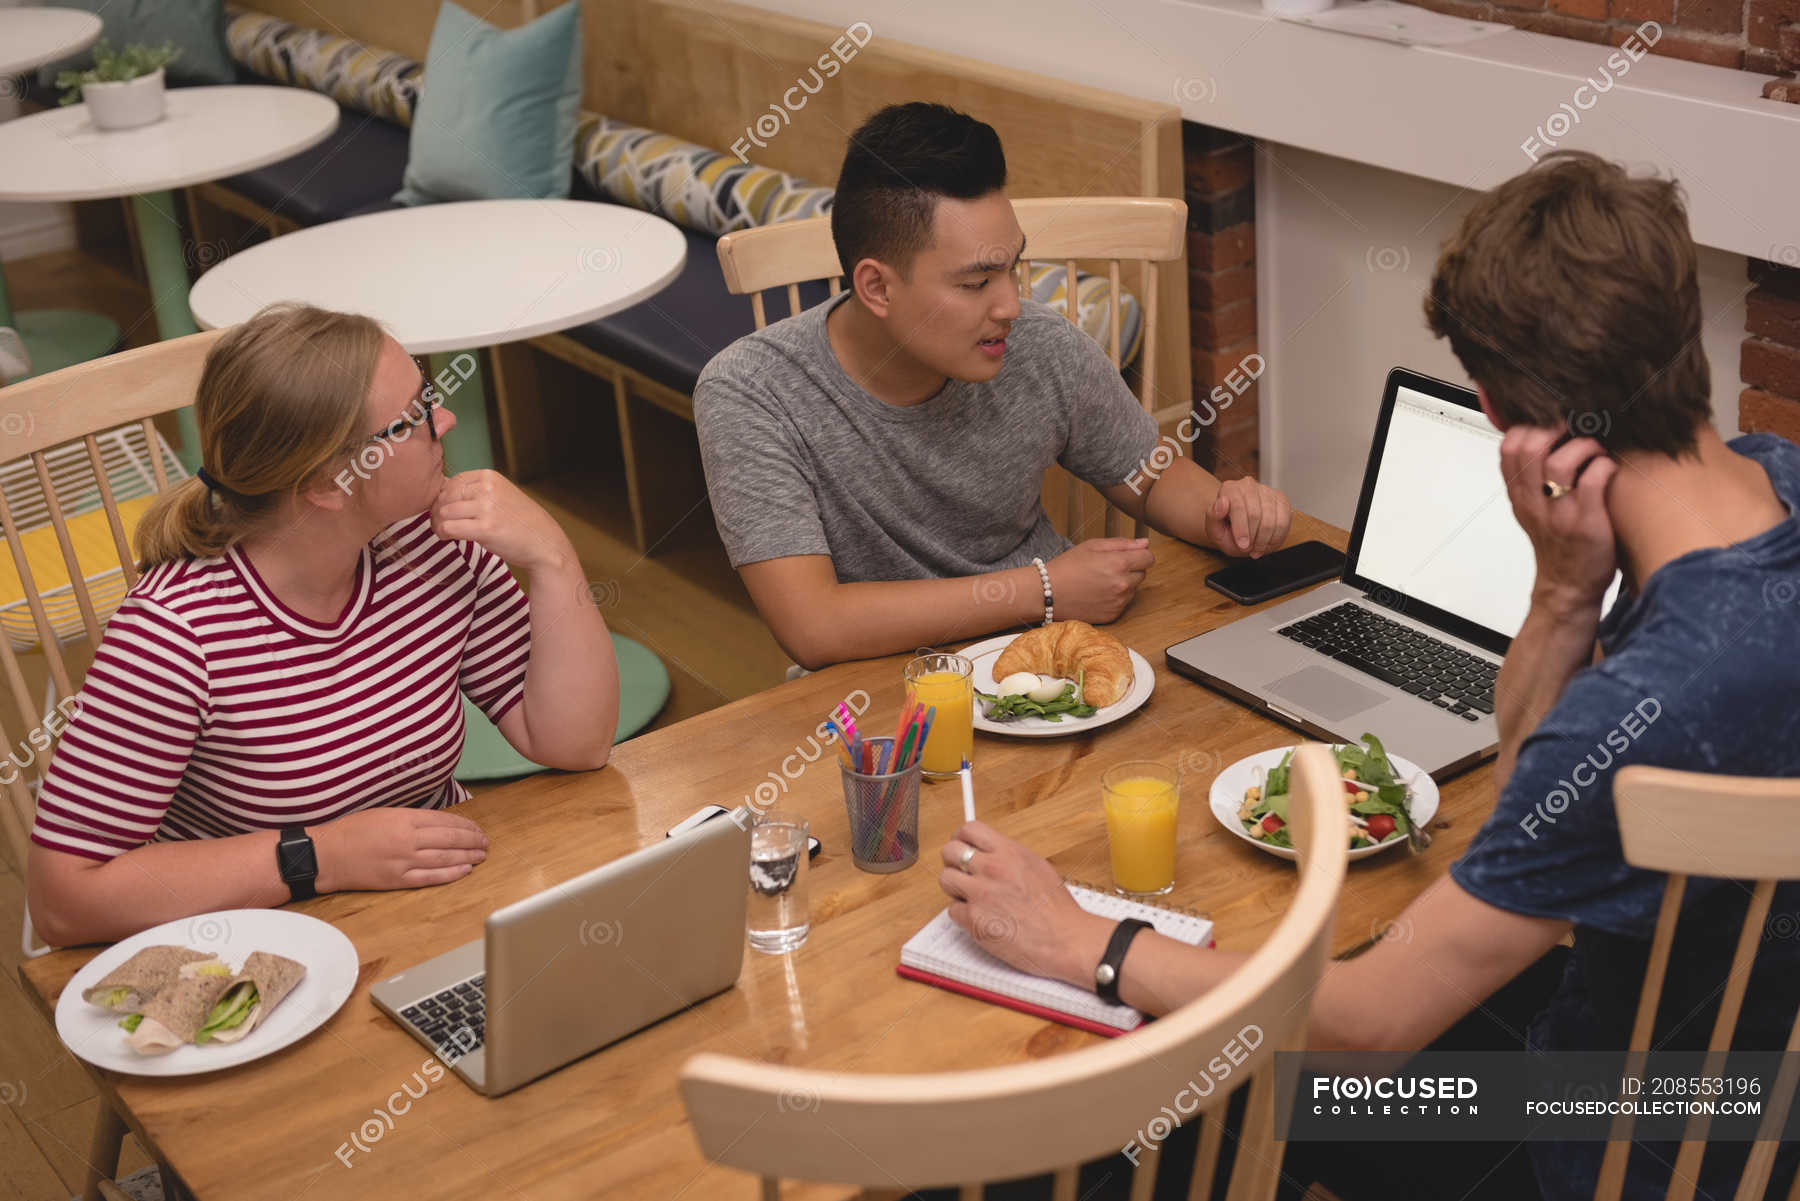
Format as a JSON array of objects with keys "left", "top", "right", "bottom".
[{"left": 1031, "top": 556, "right": 1054, "bottom": 625}]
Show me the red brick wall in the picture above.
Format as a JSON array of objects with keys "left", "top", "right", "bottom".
[
  {"left": 1741, "top": 258, "right": 1800, "bottom": 440},
  {"left": 1404, "top": 0, "right": 1800, "bottom": 92},
  {"left": 1183, "top": 122, "right": 1261, "bottom": 479}
]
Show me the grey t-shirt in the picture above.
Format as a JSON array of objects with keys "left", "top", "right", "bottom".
[{"left": 693, "top": 294, "right": 1159, "bottom": 581}]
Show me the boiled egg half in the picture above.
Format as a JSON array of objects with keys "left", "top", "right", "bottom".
[{"left": 996, "top": 672, "right": 1072, "bottom": 703}]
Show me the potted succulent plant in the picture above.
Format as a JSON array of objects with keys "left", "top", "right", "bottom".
[{"left": 56, "top": 41, "right": 183, "bottom": 131}]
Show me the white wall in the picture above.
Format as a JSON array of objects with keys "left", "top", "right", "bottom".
[{"left": 1257, "top": 142, "right": 1748, "bottom": 527}]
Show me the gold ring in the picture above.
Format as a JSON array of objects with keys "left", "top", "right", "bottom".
[
  {"left": 958, "top": 845, "right": 977, "bottom": 872},
  {"left": 1542, "top": 479, "right": 1570, "bottom": 500}
]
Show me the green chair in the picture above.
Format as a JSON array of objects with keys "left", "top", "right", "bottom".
[{"left": 455, "top": 633, "right": 670, "bottom": 781}]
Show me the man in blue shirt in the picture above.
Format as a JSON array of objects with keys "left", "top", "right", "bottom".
[{"left": 935, "top": 152, "right": 1800, "bottom": 1201}]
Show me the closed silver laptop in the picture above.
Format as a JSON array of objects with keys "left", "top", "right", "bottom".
[
  {"left": 1167, "top": 367, "right": 1617, "bottom": 779},
  {"left": 370, "top": 809, "right": 750, "bottom": 1096}
]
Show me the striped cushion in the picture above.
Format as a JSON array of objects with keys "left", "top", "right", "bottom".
[
  {"left": 1024, "top": 263, "right": 1145, "bottom": 369},
  {"left": 225, "top": 8, "right": 422, "bottom": 128},
  {"left": 572, "top": 114, "right": 834, "bottom": 235}
]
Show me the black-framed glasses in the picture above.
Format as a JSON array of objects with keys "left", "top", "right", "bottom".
[{"left": 367, "top": 357, "right": 442, "bottom": 444}]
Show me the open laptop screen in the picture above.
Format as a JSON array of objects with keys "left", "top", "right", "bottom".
[
  {"left": 1350, "top": 382, "right": 1537, "bottom": 642},
  {"left": 1346, "top": 373, "right": 1624, "bottom": 651}
]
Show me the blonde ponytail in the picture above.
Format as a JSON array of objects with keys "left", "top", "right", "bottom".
[{"left": 136, "top": 303, "right": 387, "bottom": 568}]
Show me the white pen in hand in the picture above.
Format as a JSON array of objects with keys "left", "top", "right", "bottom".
[{"left": 960, "top": 759, "right": 975, "bottom": 823}]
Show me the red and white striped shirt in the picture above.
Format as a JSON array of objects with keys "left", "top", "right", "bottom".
[{"left": 31, "top": 513, "right": 532, "bottom": 861}]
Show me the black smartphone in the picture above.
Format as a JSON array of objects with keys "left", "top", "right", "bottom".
[{"left": 1205, "top": 539, "right": 1346, "bottom": 606}]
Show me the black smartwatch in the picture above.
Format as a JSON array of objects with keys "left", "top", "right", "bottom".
[
  {"left": 276, "top": 827, "right": 319, "bottom": 902},
  {"left": 1094, "top": 917, "right": 1153, "bottom": 1004}
]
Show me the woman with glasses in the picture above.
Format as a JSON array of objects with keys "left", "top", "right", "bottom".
[{"left": 26, "top": 303, "right": 620, "bottom": 947}]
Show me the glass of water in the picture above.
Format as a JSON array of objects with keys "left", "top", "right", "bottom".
[{"left": 747, "top": 813, "right": 810, "bottom": 954}]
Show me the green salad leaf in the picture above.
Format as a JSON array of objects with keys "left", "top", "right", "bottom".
[
  {"left": 119, "top": 1013, "right": 142, "bottom": 1032},
  {"left": 194, "top": 982, "right": 258, "bottom": 1044},
  {"left": 1244, "top": 734, "right": 1413, "bottom": 845},
  {"left": 976, "top": 672, "right": 1099, "bottom": 723}
]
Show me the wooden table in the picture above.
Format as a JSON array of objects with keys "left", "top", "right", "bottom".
[{"left": 21, "top": 514, "right": 1499, "bottom": 1201}]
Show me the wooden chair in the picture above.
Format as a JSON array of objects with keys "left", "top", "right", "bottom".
[
  {"left": 1, "top": 424, "right": 188, "bottom": 704},
  {"left": 0, "top": 330, "right": 223, "bottom": 1201},
  {"left": 1598, "top": 766, "right": 1800, "bottom": 1201},
  {"left": 715, "top": 197, "right": 1189, "bottom": 543},
  {"left": 680, "top": 742, "right": 1349, "bottom": 1200}
]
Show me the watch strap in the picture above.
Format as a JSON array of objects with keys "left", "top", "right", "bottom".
[
  {"left": 276, "top": 826, "right": 318, "bottom": 902},
  {"left": 1095, "top": 917, "right": 1153, "bottom": 1004}
]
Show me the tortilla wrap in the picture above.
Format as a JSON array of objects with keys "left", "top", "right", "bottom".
[
  {"left": 128, "top": 971, "right": 234, "bottom": 1056},
  {"left": 207, "top": 951, "right": 306, "bottom": 1045},
  {"left": 82, "top": 946, "right": 216, "bottom": 1013}
]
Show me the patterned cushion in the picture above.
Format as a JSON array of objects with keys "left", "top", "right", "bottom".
[
  {"left": 1024, "top": 262, "right": 1145, "bottom": 369},
  {"left": 225, "top": 8, "right": 421, "bottom": 128},
  {"left": 572, "top": 114, "right": 834, "bottom": 237}
]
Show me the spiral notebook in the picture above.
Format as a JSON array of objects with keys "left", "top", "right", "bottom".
[{"left": 896, "top": 881, "right": 1215, "bottom": 1037}]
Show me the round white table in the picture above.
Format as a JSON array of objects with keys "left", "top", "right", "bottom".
[
  {"left": 188, "top": 198, "right": 689, "bottom": 474},
  {"left": 0, "top": 6, "right": 101, "bottom": 77},
  {"left": 0, "top": 6, "right": 108, "bottom": 377},
  {"left": 191, "top": 197, "right": 688, "bottom": 769},
  {"left": 0, "top": 85, "right": 337, "bottom": 449}
]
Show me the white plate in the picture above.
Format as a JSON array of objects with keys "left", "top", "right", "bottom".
[
  {"left": 962, "top": 633, "right": 1154, "bottom": 738},
  {"left": 56, "top": 909, "right": 358, "bottom": 1076},
  {"left": 1208, "top": 746, "right": 1440, "bottom": 862}
]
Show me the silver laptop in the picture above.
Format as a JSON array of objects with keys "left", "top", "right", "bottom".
[
  {"left": 1167, "top": 367, "right": 1617, "bottom": 779},
  {"left": 370, "top": 809, "right": 750, "bottom": 1096}
]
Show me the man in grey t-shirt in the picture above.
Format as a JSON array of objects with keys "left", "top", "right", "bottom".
[{"left": 695, "top": 103, "right": 1292, "bottom": 668}]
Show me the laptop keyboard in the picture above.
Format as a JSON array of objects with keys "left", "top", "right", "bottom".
[
  {"left": 400, "top": 974, "right": 486, "bottom": 1060},
  {"left": 1277, "top": 602, "right": 1496, "bottom": 721}
]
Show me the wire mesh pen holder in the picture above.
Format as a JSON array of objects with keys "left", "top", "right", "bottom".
[{"left": 839, "top": 737, "right": 922, "bottom": 873}]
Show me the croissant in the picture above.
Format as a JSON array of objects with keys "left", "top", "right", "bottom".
[{"left": 992, "top": 620, "right": 1134, "bottom": 707}]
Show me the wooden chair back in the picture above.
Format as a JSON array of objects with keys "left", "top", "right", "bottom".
[
  {"left": 680, "top": 743, "right": 1348, "bottom": 1200},
  {"left": 715, "top": 196, "right": 1188, "bottom": 543},
  {"left": 0, "top": 330, "right": 224, "bottom": 872},
  {"left": 1599, "top": 764, "right": 1800, "bottom": 1201}
]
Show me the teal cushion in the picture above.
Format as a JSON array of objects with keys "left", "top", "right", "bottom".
[
  {"left": 393, "top": 1, "right": 582, "bottom": 206},
  {"left": 36, "top": 0, "right": 234, "bottom": 90}
]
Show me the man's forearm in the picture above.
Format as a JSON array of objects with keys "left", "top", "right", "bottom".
[
  {"left": 1045, "top": 912, "right": 1423, "bottom": 1053},
  {"left": 1493, "top": 587, "right": 1603, "bottom": 786},
  {"left": 1138, "top": 459, "right": 1223, "bottom": 547},
  {"left": 800, "top": 567, "right": 1047, "bottom": 667}
]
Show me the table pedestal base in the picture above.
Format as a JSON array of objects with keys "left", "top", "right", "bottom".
[
  {"left": 131, "top": 189, "right": 202, "bottom": 467},
  {"left": 433, "top": 349, "right": 497, "bottom": 476},
  {"left": 10, "top": 308, "right": 123, "bottom": 379}
]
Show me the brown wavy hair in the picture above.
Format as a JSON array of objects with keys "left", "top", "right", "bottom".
[
  {"left": 135, "top": 303, "right": 386, "bottom": 568},
  {"left": 1424, "top": 150, "right": 1710, "bottom": 458}
]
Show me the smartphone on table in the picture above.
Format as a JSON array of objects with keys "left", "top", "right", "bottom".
[{"left": 1204, "top": 539, "right": 1345, "bottom": 606}]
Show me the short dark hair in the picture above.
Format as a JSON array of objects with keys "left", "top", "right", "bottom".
[
  {"left": 1424, "top": 150, "right": 1710, "bottom": 458},
  {"left": 830, "top": 102, "right": 1007, "bottom": 280}
]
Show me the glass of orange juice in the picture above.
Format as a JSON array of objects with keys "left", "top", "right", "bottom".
[
  {"left": 1102, "top": 762, "right": 1179, "bottom": 896},
  {"left": 904, "top": 653, "right": 974, "bottom": 781}
]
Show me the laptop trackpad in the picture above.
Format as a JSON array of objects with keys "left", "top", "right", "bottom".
[{"left": 1266, "top": 666, "right": 1386, "bottom": 721}]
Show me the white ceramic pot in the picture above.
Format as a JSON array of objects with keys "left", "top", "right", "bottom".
[{"left": 82, "top": 68, "right": 166, "bottom": 131}]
